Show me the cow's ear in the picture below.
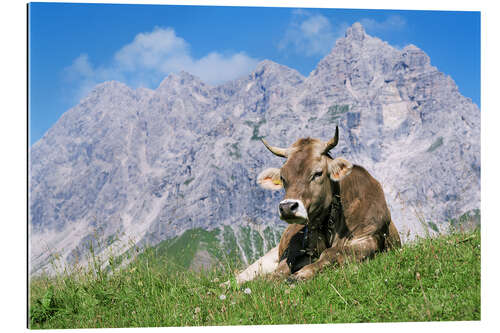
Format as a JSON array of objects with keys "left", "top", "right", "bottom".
[
  {"left": 327, "top": 157, "right": 353, "bottom": 182},
  {"left": 257, "top": 168, "right": 283, "bottom": 190}
]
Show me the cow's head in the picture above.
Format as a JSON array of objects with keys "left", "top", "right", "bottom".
[{"left": 257, "top": 126, "right": 352, "bottom": 225}]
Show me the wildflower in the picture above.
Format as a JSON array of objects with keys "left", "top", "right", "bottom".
[
  {"left": 194, "top": 307, "right": 201, "bottom": 314},
  {"left": 290, "top": 284, "right": 296, "bottom": 289},
  {"left": 230, "top": 301, "right": 236, "bottom": 306},
  {"left": 284, "top": 289, "right": 291, "bottom": 295},
  {"left": 384, "top": 278, "right": 388, "bottom": 284},
  {"left": 212, "top": 277, "right": 219, "bottom": 283},
  {"left": 244, "top": 287, "right": 252, "bottom": 294},
  {"left": 219, "top": 294, "right": 226, "bottom": 300}
]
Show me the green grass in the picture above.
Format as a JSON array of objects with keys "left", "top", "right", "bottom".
[
  {"left": 144, "top": 228, "right": 223, "bottom": 270},
  {"left": 29, "top": 229, "right": 480, "bottom": 328}
]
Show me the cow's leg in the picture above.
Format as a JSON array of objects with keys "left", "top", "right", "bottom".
[
  {"left": 269, "top": 224, "right": 306, "bottom": 279},
  {"left": 221, "top": 246, "right": 280, "bottom": 286},
  {"left": 271, "top": 258, "right": 292, "bottom": 278},
  {"left": 221, "top": 224, "right": 307, "bottom": 286},
  {"left": 291, "top": 235, "right": 381, "bottom": 281}
]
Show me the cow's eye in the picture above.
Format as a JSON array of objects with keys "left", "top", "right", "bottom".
[
  {"left": 313, "top": 171, "right": 323, "bottom": 180},
  {"left": 280, "top": 176, "right": 286, "bottom": 186}
]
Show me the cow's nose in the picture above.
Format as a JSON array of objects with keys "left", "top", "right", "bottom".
[{"left": 279, "top": 201, "right": 299, "bottom": 216}]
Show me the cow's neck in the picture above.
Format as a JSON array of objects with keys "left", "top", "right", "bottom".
[
  {"left": 302, "top": 203, "right": 335, "bottom": 257},
  {"left": 304, "top": 182, "right": 342, "bottom": 254},
  {"left": 308, "top": 180, "right": 341, "bottom": 225}
]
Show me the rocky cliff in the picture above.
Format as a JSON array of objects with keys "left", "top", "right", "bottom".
[{"left": 29, "top": 23, "right": 480, "bottom": 274}]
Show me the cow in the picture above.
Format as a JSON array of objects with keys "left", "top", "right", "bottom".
[{"left": 223, "top": 126, "right": 400, "bottom": 285}]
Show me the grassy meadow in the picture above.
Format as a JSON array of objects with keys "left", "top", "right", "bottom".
[{"left": 29, "top": 227, "right": 480, "bottom": 328}]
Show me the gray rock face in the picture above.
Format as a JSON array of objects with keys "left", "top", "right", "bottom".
[{"left": 29, "top": 23, "right": 480, "bottom": 274}]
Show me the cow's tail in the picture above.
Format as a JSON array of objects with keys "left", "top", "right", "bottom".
[{"left": 385, "top": 220, "right": 402, "bottom": 250}]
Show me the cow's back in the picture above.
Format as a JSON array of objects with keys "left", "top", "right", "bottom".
[{"left": 338, "top": 165, "right": 392, "bottom": 238}]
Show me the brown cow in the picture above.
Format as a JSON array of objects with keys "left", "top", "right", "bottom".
[
  {"left": 223, "top": 126, "right": 400, "bottom": 286},
  {"left": 257, "top": 126, "right": 401, "bottom": 280}
]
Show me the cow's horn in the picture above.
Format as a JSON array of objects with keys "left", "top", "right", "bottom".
[
  {"left": 323, "top": 126, "right": 339, "bottom": 154},
  {"left": 261, "top": 138, "right": 288, "bottom": 158}
]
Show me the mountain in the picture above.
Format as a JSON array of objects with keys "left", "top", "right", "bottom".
[{"left": 29, "top": 23, "right": 480, "bottom": 274}]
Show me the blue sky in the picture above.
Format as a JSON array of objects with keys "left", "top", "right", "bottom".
[{"left": 28, "top": 3, "right": 480, "bottom": 145}]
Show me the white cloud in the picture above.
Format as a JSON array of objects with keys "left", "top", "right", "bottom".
[
  {"left": 63, "top": 54, "right": 107, "bottom": 102},
  {"left": 114, "top": 27, "right": 191, "bottom": 72},
  {"left": 279, "top": 11, "right": 338, "bottom": 57},
  {"left": 279, "top": 12, "right": 407, "bottom": 57},
  {"left": 190, "top": 52, "right": 262, "bottom": 84},
  {"left": 66, "top": 54, "right": 94, "bottom": 79},
  {"left": 64, "top": 27, "right": 259, "bottom": 100}
]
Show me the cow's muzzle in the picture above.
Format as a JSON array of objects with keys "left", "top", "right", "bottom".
[{"left": 278, "top": 199, "right": 308, "bottom": 224}]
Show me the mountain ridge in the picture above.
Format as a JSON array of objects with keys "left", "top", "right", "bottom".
[{"left": 29, "top": 23, "right": 480, "bottom": 274}]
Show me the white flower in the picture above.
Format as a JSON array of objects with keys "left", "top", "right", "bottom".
[
  {"left": 219, "top": 294, "right": 226, "bottom": 300},
  {"left": 244, "top": 288, "right": 252, "bottom": 294},
  {"left": 194, "top": 307, "right": 201, "bottom": 314}
]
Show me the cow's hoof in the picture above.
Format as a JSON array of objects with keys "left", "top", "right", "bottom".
[
  {"left": 286, "top": 276, "right": 298, "bottom": 284},
  {"left": 291, "top": 268, "right": 315, "bottom": 281}
]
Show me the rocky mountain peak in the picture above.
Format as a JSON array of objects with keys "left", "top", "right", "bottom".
[
  {"left": 178, "top": 70, "right": 204, "bottom": 83},
  {"left": 159, "top": 71, "right": 204, "bottom": 87},
  {"left": 253, "top": 59, "right": 296, "bottom": 73},
  {"left": 83, "top": 80, "right": 132, "bottom": 99},
  {"left": 155, "top": 70, "right": 209, "bottom": 99},
  {"left": 92, "top": 80, "right": 130, "bottom": 91},
  {"left": 345, "top": 22, "right": 367, "bottom": 41},
  {"left": 251, "top": 60, "right": 304, "bottom": 81},
  {"left": 400, "top": 44, "right": 431, "bottom": 69},
  {"left": 254, "top": 59, "right": 279, "bottom": 71}
]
